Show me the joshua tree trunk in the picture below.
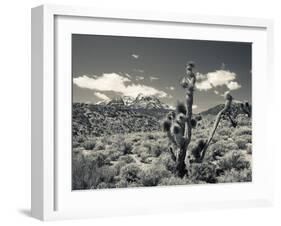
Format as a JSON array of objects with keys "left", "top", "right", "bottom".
[{"left": 176, "top": 74, "right": 196, "bottom": 177}]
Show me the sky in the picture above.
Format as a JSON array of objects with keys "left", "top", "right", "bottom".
[{"left": 72, "top": 34, "right": 252, "bottom": 113}]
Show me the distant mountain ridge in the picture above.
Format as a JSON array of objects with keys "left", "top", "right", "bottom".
[
  {"left": 98, "top": 94, "right": 171, "bottom": 110},
  {"left": 200, "top": 101, "right": 251, "bottom": 116}
]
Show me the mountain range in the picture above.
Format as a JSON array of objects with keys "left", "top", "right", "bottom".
[
  {"left": 200, "top": 100, "right": 251, "bottom": 116},
  {"left": 97, "top": 93, "right": 172, "bottom": 110}
]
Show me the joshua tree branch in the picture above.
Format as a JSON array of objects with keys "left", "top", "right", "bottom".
[
  {"left": 199, "top": 94, "right": 233, "bottom": 161},
  {"left": 169, "top": 147, "right": 177, "bottom": 162},
  {"left": 226, "top": 112, "right": 237, "bottom": 127}
]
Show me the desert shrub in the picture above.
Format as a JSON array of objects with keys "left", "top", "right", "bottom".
[
  {"left": 96, "top": 182, "right": 109, "bottom": 189},
  {"left": 147, "top": 133, "right": 156, "bottom": 140},
  {"left": 142, "top": 141, "right": 152, "bottom": 151},
  {"left": 72, "top": 153, "right": 89, "bottom": 189},
  {"left": 159, "top": 153, "right": 176, "bottom": 172},
  {"left": 159, "top": 176, "right": 194, "bottom": 186},
  {"left": 132, "top": 146, "right": 148, "bottom": 156},
  {"left": 73, "top": 141, "right": 80, "bottom": 148},
  {"left": 120, "top": 163, "right": 142, "bottom": 183},
  {"left": 119, "top": 155, "right": 135, "bottom": 164},
  {"left": 82, "top": 140, "right": 96, "bottom": 150},
  {"left": 217, "top": 168, "right": 252, "bottom": 183},
  {"left": 76, "top": 136, "right": 85, "bottom": 143},
  {"left": 246, "top": 143, "right": 252, "bottom": 154},
  {"left": 108, "top": 150, "right": 122, "bottom": 161},
  {"left": 233, "top": 126, "right": 252, "bottom": 136},
  {"left": 95, "top": 166, "right": 116, "bottom": 184},
  {"left": 140, "top": 152, "right": 152, "bottom": 163},
  {"left": 92, "top": 151, "right": 107, "bottom": 167},
  {"left": 207, "top": 139, "right": 239, "bottom": 161},
  {"left": 140, "top": 165, "right": 171, "bottom": 186},
  {"left": 190, "top": 162, "right": 217, "bottom": 183},
  {"left": 100, "top": 136, "right": 112, "bottom": 145},
  {"left": 113, "top": 161, "right": 127, "bottom": 175},
  {"left": 118, "top": 141, "right": 133, "bottom": 155},
  {"left": 127, "top": 182, "right": 141, "bottom": 188},
  {"left": 218, "top": 127, "right": 231, "bottom": 136},
  {"left": 72, "top": 152, "right": 113, "bottom": 189},
  {"left": 150, "top": 143, "right": 163, "bottom": 157},
  {"left": 190, "top": 139, "right": 206, "bottom": 162},
  {"left": 94, "top": 142, "right": 105, "bottom": 151},
  {"left": 115, "top": 179, "right": 128, "bottom": 188},
  {"left": 241, "top": 134, "right": 252, "bottom": 143},
  {"left": 218, "top": 150, "right": 250, "bottom": 171},
  {"left": 236, "top": 115, "right": 251, "bottom": 126},
  {"left": 235, "top": 137, "right": 249, "bottom": 149},
  {"left": 206, "top": 141, "right": 227, "bottom": 160}
]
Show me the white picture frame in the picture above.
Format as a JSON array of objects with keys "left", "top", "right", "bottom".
[{"left": 31, "top": 4, "right": 274, "bottom": 221}]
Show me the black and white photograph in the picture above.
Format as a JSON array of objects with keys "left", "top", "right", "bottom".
[{"left": 72, "top": 34, "right": 252, "bottom": 190}]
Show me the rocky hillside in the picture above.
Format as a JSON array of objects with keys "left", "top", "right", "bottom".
[{"left": 72, "top": 103, "right": 169, "bottom": 138}]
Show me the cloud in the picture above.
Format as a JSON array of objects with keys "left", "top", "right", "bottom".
[
  {"left": 196, "top": 79, "right": 212, "bottom": 91},
  {"left": 196, "top": 70, "right": 238, "bottom": 91},
  {"left": 214, "top": 90, "right": 219, "bottom": 95},
  {"left": 132, "top": 54, "right": 139, "bottom": 59},
  {"left": 94, "top": 92, "right": 110, "bottom": 101},
  {"left": 136, "top": 76, "right": 145, "bottom": 81},
  {"left": 125, "top": 73, "right": 132, "bottom": 79},
  {"left": 150, "top": 76, "right": 159, "bottom": 81},
  {"left": 207, "top": 70, "right": 236, "bottom": 87},
  {"left": 226, "top": 81, "right": 241, "bottom": 90},
  {"left": 192, "top": 105, "right": 198, "bottom": 109},
  {"left": 74, "top": 73, "right": 167, "bottom": 98}
]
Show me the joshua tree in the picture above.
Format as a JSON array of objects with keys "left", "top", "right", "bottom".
[{"left": 163, "top": 62, "right": 235, "bottom": 177}]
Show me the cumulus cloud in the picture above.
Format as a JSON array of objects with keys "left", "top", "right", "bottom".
[
  {"left": 74, "top": 73, "right": 167, "bottom": 98},
  {"left": 124, "top": 73, "right": 132, "bottom": 79},
  {"left": 94, "top": 92, "right": 110, "bottom": 101},
  {"left": 169, "top": 86, "right": 175, "bottom": 90},
  {"left": 150, "top": 76, "right": 159, "bottom": 81},
  {"left": 226, "top": 81, "right": 241, "bottom": 90},
  {"left": 192, "top": 105, "right": 198, "bottom": 109},
  {"left": 132, "top": 54, "right": 139, "bottom": 59},
  {"left": 196, "top": 79, "right": 212, "bottom": 91},
  {"left": 195, "top": 70, "right": 241, "bottom": 92},
  {"left": 207, "top": 70, "right": 236, "bottom": 87}
]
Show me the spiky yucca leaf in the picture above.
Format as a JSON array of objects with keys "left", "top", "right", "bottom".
[
  {"left": 171, "top": 123, "right": 181, "bottom": 135},
  {"left": 163, "top": 120, "right": 172, "bottom": 132},
  {"left": 191, "top": 118, "right": 197, "bottom": 128},
  {"left": 176, "top": 102, "right": 187, "bottom": 115}
]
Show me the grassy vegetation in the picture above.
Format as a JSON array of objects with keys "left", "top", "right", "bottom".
[{"left": 72, "top": 113, "right": 252, "bottom": 190}]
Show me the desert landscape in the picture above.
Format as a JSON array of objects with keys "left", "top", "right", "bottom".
[{"left": 72, "top": 93, "right": 252, "bottom": 190}]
